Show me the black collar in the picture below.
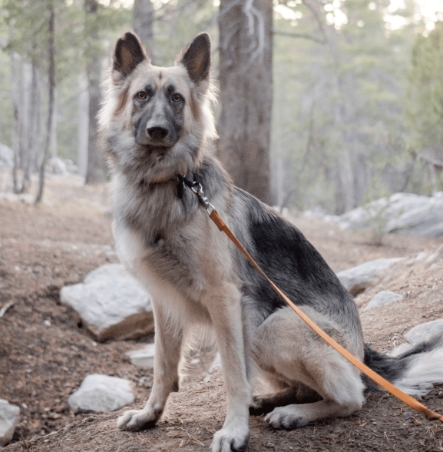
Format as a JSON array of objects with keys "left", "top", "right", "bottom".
[{"left": 177, "top": 173, "right": 198, "bottom": 199}]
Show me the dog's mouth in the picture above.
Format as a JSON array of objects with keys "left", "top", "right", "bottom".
[{"left": 138, "top": 143, "right": 172, "bottom": 153}]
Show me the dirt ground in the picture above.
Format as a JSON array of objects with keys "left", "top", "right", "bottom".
[{"left": 1, "top": 174, "right": 443, "bottom": 451}]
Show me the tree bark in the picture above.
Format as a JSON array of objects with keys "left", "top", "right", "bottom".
[
  {"left": 27, "top": 61, "right": 43, "bottom": 184},
  {"left": 9, "top": 46, "right": 21, "bottom": 194},
  {"left": 35, "top": 2, "right": 55, "bottom": 204},
  {"left": 85, "top": 0, "right": 106, "bottom": 184},
  {"left": 77, "top": 72, "right": 89, "bottom": 178},
  {"left": 217, "top": 0, "right": 273, "bottom": 204},
  {"left": 20, "top": 61, "right": 32, "bottom": 193},
  {"left": 50, "top": 88, "right": 57, "bottom": 157},
  {"left": 133, "top": 0, "right": 154, "bottom": 51}
]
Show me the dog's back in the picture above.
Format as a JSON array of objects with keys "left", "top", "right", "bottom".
[{"left": 230, "top": 187, "right": 364, "bottom": 352}]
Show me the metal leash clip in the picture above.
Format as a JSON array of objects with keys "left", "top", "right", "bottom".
[
  {"left": 178, "top": 175, "right": 215, "bottom": 215},
  {"left": 192, "top": 182, "right": 215, "bottom": 215}
]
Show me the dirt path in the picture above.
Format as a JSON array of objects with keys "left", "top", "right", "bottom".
[{"left": 1, "top": 175, "right": 442, "bottom": 451}]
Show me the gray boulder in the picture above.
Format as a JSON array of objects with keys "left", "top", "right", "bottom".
[
  {"left": 405, "top": 319, "right": 443, "bottom": 345},
  {"left": 364, "top": 291, "right": 402, "bottom": 311},
  {"left": 60, "top": 263, "right": 154, "bottom": 341},
  {"left": 68, "top": 374, "right": 134, "bottom": 412},
  {"left": 390, "top": 319, "right": 443, "bottom": 357},
  {"left": 335, "top": 192, "right": 443, "bottom": 238},
  {"left": 0, "top": 399, "right": 20, "bottom": 446},
  {"left": 126, "top": 343, "right": 155, "bottom": 368},
  {"left": 337, "top": 258, "right": 403, "bottom": 296}
]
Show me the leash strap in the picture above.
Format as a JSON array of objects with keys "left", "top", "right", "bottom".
[{"left": 208, "top": 208, "right": 443, "bottom": 423}]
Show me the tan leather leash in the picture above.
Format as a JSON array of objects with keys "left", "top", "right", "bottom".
[{"left": 179, "top": 175, "right": 443, "bottom": 423}]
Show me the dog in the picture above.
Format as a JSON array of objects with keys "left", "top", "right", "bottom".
[{"left": 98, "top": 31, "right": 443, "bottom": 452}]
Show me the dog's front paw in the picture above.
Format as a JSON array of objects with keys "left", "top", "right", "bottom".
[
  {"left": 264, "top": 406, "right": 308, "bottom": 430},
  {"left": 117, "top": 406, "right": 162, "bottom": 431},
  {"left": 211, "top": 424, "right": 249, "bottom": 452}
]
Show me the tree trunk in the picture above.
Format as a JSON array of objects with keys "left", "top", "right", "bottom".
[
  {"left": 9, "top": 47, "right": 21, "bottom": 194},
  {"left": 28, "top": 62, "right": 43, "bottom": 176},
  {"left": 50, "top": 88, "right": 57, "bottom": 157},
  {"left": 85, "top": 0, "right": 106, "bottom": 184},
  {"left": 20, "top": 61, "right": 32, "bottom": 193},
  {"left": 133, "top": 0, "right": 154, "bottom": 51},
  {"left": 217, "top": 0, "right": 273, "bottom": 204},
  {"left": 85, "top": 54, "right": 104, "bottom": 184},
  {"left": 35, "top": 2, "right": 55, "bottom": 204},
  {"left": 77, "top": 72, "right": 89, "bottom": 178}
]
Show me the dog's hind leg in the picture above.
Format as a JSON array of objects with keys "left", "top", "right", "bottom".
[
  {"left": 250, "top": 383, "right": 321, "bottom": 416},
  {"left": 252, "top": 306, "right": 365, "bottom": 429},
  {"left": 205, "top": 282, "right": 252, "bottom": 452},
  {"left": 117, "top": 300, "right": 183, "bottom": 431}
]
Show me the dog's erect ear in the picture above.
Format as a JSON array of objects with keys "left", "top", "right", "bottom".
[
  {"left": 113, "top": 32, "right": 149, "bottom": 79},
  {"left": 180, "top": 33, "right": 211, "bottom": 84}
]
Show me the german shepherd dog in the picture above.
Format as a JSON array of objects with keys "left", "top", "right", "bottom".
[{"left": 99, "top": 32, "right": 443, "bottom": 451}]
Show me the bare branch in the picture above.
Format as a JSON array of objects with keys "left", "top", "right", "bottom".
[
  {"left": 272, "top": 29, "right": 325, "bottom": 44},
  {"left": 302, "top": 0, "right": 329, "bottom": 44}
]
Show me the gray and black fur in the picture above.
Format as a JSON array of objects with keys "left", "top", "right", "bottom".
[{"left": 99, "top": 31, "right": 443, "bottom": 452}]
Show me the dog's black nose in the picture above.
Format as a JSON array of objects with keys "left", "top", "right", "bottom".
[{"left": 147, "top": 127, "right": 169, "bottom": 140}]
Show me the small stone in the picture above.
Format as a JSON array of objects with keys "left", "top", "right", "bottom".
[
  {"left": 44, "top": 319, "right": 51, "bottom": 327},
  {"left": 438, "top": 391, "right": 443, "bottom": 399},
  {"left": 0, "top": 399, "right": 20, "bottom": 446},
  {"left": 68, "top": 374, "right": 134, "bottom": 413},
  {"left": 365, "top": 291, "right": 402, "bottom": 311},
  {"left": 126, "top": 343, "right": 155, "bottom": 369}
]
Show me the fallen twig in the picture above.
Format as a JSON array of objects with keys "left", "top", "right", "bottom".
[{"left": 0, "top": 301, "right": 14, "bottom": 318}]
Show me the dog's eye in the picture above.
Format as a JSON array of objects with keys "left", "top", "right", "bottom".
[
  {"left": 136, "top": 91, "right": 147, "bottom": 100},
  {"left": 172, "top": 93, "right": 182, "bottom": 103}
]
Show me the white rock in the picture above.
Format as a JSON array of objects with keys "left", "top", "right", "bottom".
[
  {"left": 0, "top": 399, "right": 20, "bottom": 446},
  {"left": 337, "top": 258, "right": 403, "bottom": 296},
  {"left": 47, "top": 156, "right": 68, "bottom": 175},
  {"left": 126, "top": 343, "right": 155, "bottom": 368},
  {"left": 405, "top": 319, "right": 443, "bottom": 345},
  {"left": 0, "top": 144, "right": 13, "bottom": 169},
  {"left": 60, "top": 264, "right": 154, "bottom": 341},
  {"left": 390, "top": 319, "right": 443, "bottom": 357},
  {"left": 0, "top": 192, "right": 34, "bottom": 204},
  {"left": 68, "top": 374, "right": 134, "bottom": 413},
  {"left": 364, "top": 291, "right": 402, "bottom": 311},
  {"left": 330, "top": 192, "right": 443, "bottom": 238}
]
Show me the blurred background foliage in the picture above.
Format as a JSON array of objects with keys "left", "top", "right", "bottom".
[{"left": 0, "top": 0, "right": 442, "bottom": 212}]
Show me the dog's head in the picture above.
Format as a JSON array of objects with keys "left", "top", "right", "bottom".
[{"left": 99, "top": 32, "right": 217, "bottom": 183}]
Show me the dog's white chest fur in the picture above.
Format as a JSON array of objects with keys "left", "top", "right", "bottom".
[{"left": 113, "top": 224, "right": 148, "bottom": 275}]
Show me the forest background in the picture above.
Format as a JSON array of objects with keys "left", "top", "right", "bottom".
[{"left": 0, "top": 0, "right": 442, "bottom": 215}]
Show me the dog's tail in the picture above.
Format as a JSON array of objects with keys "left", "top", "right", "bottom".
[{"left": 364, "top": 333, "right": 443, "bottom": 396}]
